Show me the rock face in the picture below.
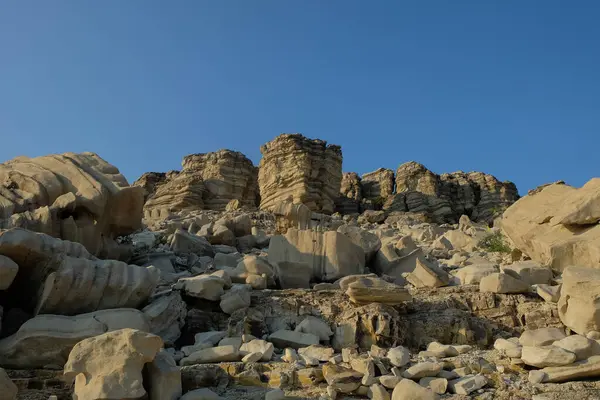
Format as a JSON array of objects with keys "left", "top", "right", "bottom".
[
  {"left": 63, "top": 328, "right": 163, "bottom": 400},
  {"left": 361, "top": 168, "right": 395, "bottom": 202},
  {"left": 258, "top": 134, "right": 342, "bottom": 214},
  {"left": 336, "top": 172, "right": 362, "bottom": 214},
  {"left": 142, "top": 150, "right": 258, "bottom": 219},
  {"left": 386, "top": 161, "right": 518, "bottom": 223},
  {"left": 268, "top": 228, "right": 365, "bottom": 281},
  {"left": 502, "top": 181, "right": 600, "bottom": 271},
  {"left": 181, "top": 150, "right": 258, "bottom": 211},
  {"left": 0, "top": 228, "right": 159, "bottom": 315},
  {"left": 132, "top": 172, "right": 168, "bottom": 201},
  {"left": 558, "top": 266, "right": 600, "bottom": 335},
  {"left": 0, "top": 152, "right": 144, "bottom": 257}
]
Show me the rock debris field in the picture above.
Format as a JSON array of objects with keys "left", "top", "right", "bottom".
[{"left": 0, "top": 133, "right": 599, "bottom": 399}]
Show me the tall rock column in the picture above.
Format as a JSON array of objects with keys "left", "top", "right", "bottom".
[{"left": 258, "top": 134, "right": 342, "bottom": 214}]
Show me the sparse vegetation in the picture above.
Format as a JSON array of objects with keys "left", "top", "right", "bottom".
[{"left": 478, "top": 230, "right": 512, "bottom": 253}]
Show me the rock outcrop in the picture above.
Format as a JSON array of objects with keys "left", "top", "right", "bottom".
[
  {"left": 502, "top": 180, "right": 600, "bottom": 271},
  {"left": 0, "top": 152, "right": 144, "bottom": 257},
  {"left": 132, "top": 172, "right": 168, "bottom": 201},
  {"left": 258, "top": 134, "right": 342, "bottom": 214},
  {"left": 0, "top": 228, "right": 159, "bottom": 315},
  {"left": 181, "top": 150, "right": 258, "bottom": 211},
  {"left": 361, "top": 168, "right": 395, "bottom": 203},
  {"left": 142, "top": 150, "right": 258, "bottom": 220},
  {"left": 336, "top": 173, "right": 362, "bottom": 214},
  {"left": 385, "top": 161, "right": 518, "bottom": 223}
]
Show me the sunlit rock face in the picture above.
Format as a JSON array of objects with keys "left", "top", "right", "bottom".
[
  {"left": 258, "top": 133, "right": 342, "bottom": 214},
  {"left": 0, "top": 152, "right": 144, "bottom": 258}
]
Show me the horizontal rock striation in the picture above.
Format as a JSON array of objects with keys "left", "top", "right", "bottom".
[
  {"left": 385, "top": 161, "right": 518, "bottom": 223},
  {"left": 361, "top": 168, "right": 395, "bottom": 202},
  {"left": 0, "top": 152, "right": 144, "bottom": 258},
  {"left": 259, "top": 134, "right": 342, "bottom": 214},
  {"left": 182, "top": 150, "right": 258, "bottom": 211},
  {"left": 336, "top": 172, "right": 362, "bottom": 214},
  {"left": 141, "top": 150, "right": 258, "bottom": 220},
  {"left": 0, "top": 228, "right": 159, "bottom": 315}
]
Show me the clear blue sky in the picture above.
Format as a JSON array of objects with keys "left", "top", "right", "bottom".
[{"left": 1, "top": 1, "right": 598, "bottom": 194}]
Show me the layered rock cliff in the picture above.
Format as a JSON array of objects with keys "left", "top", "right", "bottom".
[
  {"left": 258, "top": 134, "right": 342, "bottom": 214},
  {"left": 140, "top": 150, "right": 258, "bottom": 220},
  {"left": 385, "top": 161, "right": 518, "bottom": 223},
  {"left": 336, "top": 172, "right": 362, "bottom": 214}
]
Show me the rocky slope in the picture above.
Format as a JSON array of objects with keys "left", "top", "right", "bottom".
[{"left": 0, "top": 135, "right": 599, "bottom": 400}]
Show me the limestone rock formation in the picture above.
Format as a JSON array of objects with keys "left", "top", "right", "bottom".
[
  {"left": 132, "top": 172, "right": 168, "bottom": 201},
  {"left": 336, "top": 172, "right": 362, "bottom": 214},
  {"left": 63, "top": 328, "right": 163, "bottom": 400},
  {"left": 502, "top": 180, "right": 600, "bottom": 271},
  {"left": 0, "top": 228, "right": 159, "bottom": 315},
  {"left": 258, "top": 134, "right": 342, "bottom": 214},
  {"left": 0, "top": 309, "right": 149, "bottom": 368},
  {"left": 386, "top": 161, "right": 518, "bottom": 223},
  {"left": 268, "top": 228, "right": 365, "bottom": 281},
  {"left": 142, "top": 150, "right": 258, "bottom": 220},
  {"left": 182, "top": 150, "right": 258, "bottom": 211},
  {"left": 558, "top": 267, "right": 600, "bottom": 335},
  {"left": 361, "top": 168, "right": 395, "bottom": 202},
  {"left": 0, "top": 152, "right": 144, "bottom": 257}
]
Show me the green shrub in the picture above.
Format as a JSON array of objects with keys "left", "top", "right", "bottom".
[{"left": 478, "top": 231, "right": 511, "bottom": 253}]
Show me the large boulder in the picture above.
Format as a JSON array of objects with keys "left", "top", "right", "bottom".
[
  {"left": 0, "top": 228, "right": 159, "bottom": 315},
  {"left": 0, "top": 309, "right": 149, "bottom": 369},
  {"left": 258, "top": 134, "right": 342, "bottom": 214},
  {"left": 268, "top": 228, "right": 365, "bottom": 281},
  {"left": 501, "top": 181, "right": 600, "bottom": 271},
  {"left": 558, "top": 266, "right": 600, "bottom": 335},
  {"left": 64, "top": 328, "right": 163, "bottom": 400},
  {"left": 142, "top": 292, "right": 187, "bottom": 346},
  {"left": 145, "top": 350, "right": 182, "bottom": 400},
  {"left": 337, "top": 225, "right": 382, "bottom": 263},
  {"left": 342, "top": 275, "right": 411, "bottom": 305},
  {"left": 0, "top": 152, "right": 144, "bottom": 257}
]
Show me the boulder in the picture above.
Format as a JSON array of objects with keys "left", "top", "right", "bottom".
[
  {"left": 454, "top": 264, "right": 498, "bottom": 285},
  {"left": 501, "top": 181, "right": 600, "bottom": 272},
  {"left": 242, "top": 352, "right": 263, "bottom": 363},
  {"left": 0, "top": 308, "right": 149, "bottom": 369},
  {"left": 170, "top": 229, "right": 215, "bottom": 257},
  {"left": 245, "top": 274, "right": 268, "bottom": 289},
  {"left": 439, "top": 230, "right": 478, "bottom": 252},
  {"left": 501, "top": 261, "right": 552, "bottom": 285},
  {"left": 180, "top": 388, "right": 224, "bottom": 400},
  {"left": 176, "top": 274, "right": 226, "bottom": 301},
  {"left": 295, "top": 316, "right": 333, "bottom": 341},
  {"left": 209, "top": 225, "right": 236, "bottom": 246},
  {"left": 558, "top": 266, "right": 600, "bottom": 335},
  {"left": 216, "top": 214, "right": 253, "bottom": 237},
  {"left": 370, "top": 383, "right": 391, "bottom": 400},
  {"left": 298, "top": 345, "right": 334, "bottom": 362},
  {"left": 539, "top": 355, "right": 600, "bottom": 383},
  {"left": 258, "top": 134, "right": 342, "bottom": 214},
  {"left": 520, "top": 328, "right": 566, "bottom": 347},
  {"left": 493, "top": 338, "right": 522, "bottom": 358},
  {"left": 63, "top": 328, "right": 163, "bottom": 400},
  {"left": 344, "top": 275, "right": 411, "bottom": 305},
  {"left": 537, "top": 284, "right": 561, "bottom": 303},
  {"left": 268, "top": 330, "right": 319, "bottom": 349},
  {"left": 448, "top": 375, "right": 487, "bottom": 395},
  {"left": 0, "top": 152, "right": 144, "bottom": 257},
  {"left": 419, "top": 377, "right": 447, "bottom": 394},
  {"left": 392, "top": 378, "right": 439, "bottom": 400},
  {"left": 180, "top": 346, "right": 240, "bottom": 365},
  {"left": 233, "top": 255, "right": 275, "bottom": 282},
  {"left": 380, "top": 375, "right": 402, "bottom": 389},
  {"left": 322, "top": 364, "right": 363, "bottom": 394},
  {"left": 0, "top": 256, "right": 18, "bottom": 290},
  {"left": 552, "top": 335, "right": 600, "bottom": 361},
  {"left": 0, "top": 228, "right": 159, "bottom": 315},
  {"left": 142, "top": 292, "right": 187, "bottom": 346},
  {"left": 214, "top": 253, "right": 242, "bottom": 269},
  {"left": 402, "top": 362, "right": 442, "bottom": 379},
  {"left": 359, "top": 210, "right": 386, "bottom": 224},
  {"left": 387, "top": 346, "right": 411, "bottom": 367},
  {"left": 0, "top": 367, "right": 17, "bottom": 400},
  {"left": 145, "top": 350, "right": 182, "bottom": 400},
  {"left": 274, "top": 261, "right": 312, "bottom": 289},
  {"left": 240, "top": 339, "right": 274, "bottom": 361},
  {"left": 268, "top": 228, "right": 365, "bottom": 281},
  {"left": 220, "top": 285, "right": 251, "bottom": 314},
  {"left": 479, "top": 273, "right": 529, "bottom": 294},
  {"left": 405, "top": 258, "right": 449, "bottom": 288},
  {"left": 337, "top": 225, "right": 382, "bottom": 263},
  {"left": 265, "top": 389, "right": 286, "bottom": 400},
  {"left": 521, "top": 345, "right": 577, "bottom": 368}
]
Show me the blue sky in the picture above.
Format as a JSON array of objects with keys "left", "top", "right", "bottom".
[{"left": 1, "top": 1, "right": 598, "bottom": 194}]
